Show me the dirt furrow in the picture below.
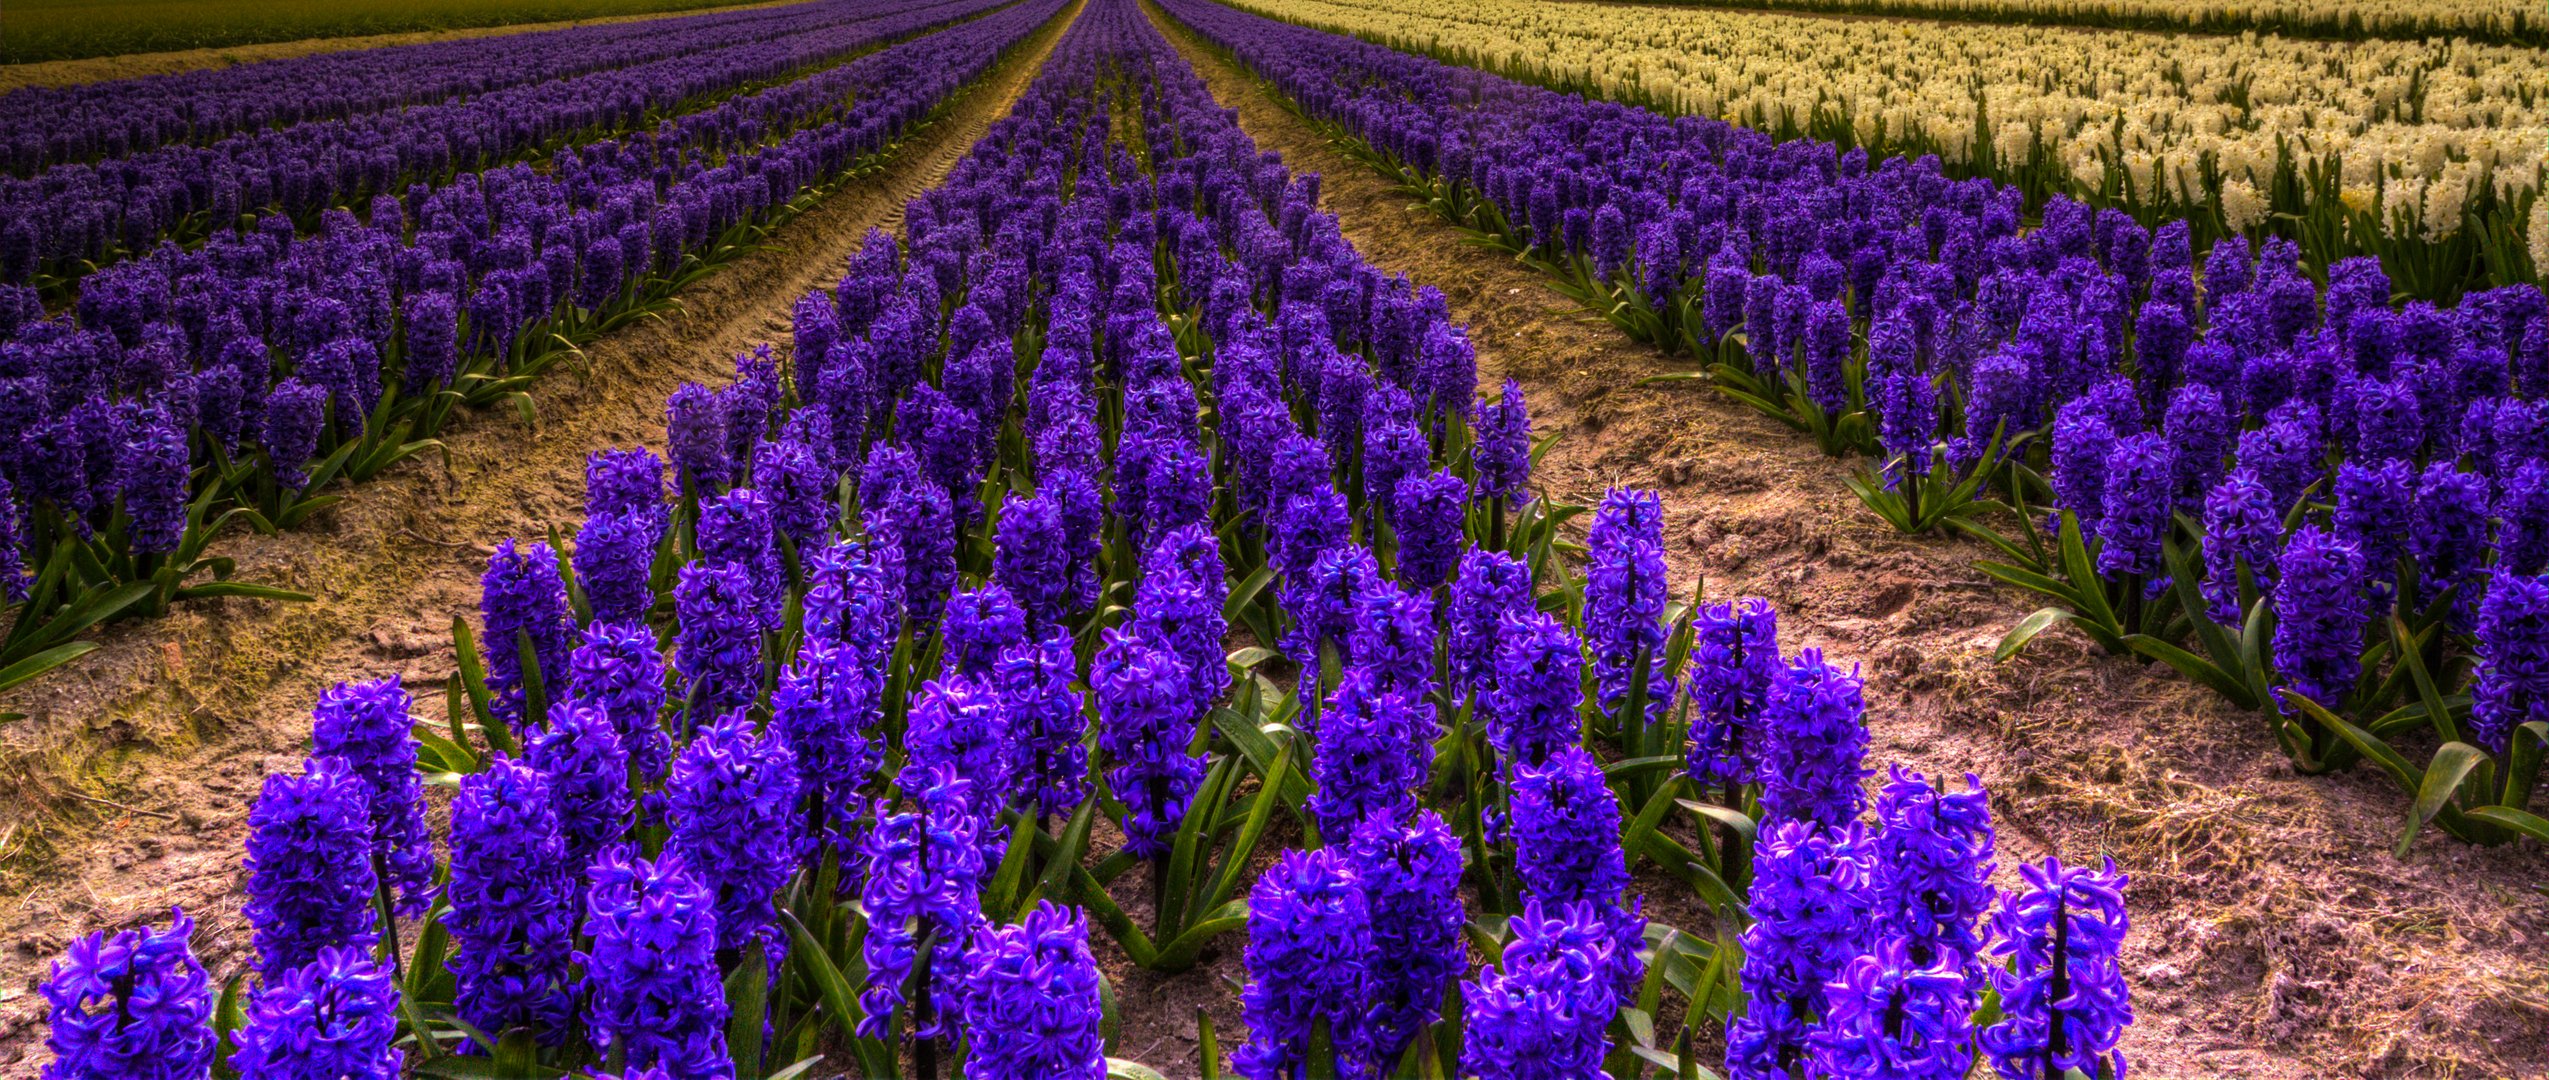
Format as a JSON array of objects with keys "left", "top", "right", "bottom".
[
  {"left": 1146, "top": 7, "right": 2549, "bottom": 1078},
  {"left": 0, "top": 5, "right": 1081, "bottom": 1064}
]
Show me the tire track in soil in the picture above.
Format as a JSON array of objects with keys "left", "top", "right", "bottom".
[
  {"left": 1147, "top": 7, "right": 2549, "bottom": 1078},
  {"left": 0, "top": 4, "right": 1082, "bottom": 1065}
]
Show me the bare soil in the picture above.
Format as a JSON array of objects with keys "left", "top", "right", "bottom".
[
  {"left": 0, "top": 6, "right": 1080, "bottom": 1072},
  {"left": 0, "top": 0, "right": 800, "bottom": 93},
  {"left": 1146, "top": 8, "right": 2549, "bottom": 1080}
]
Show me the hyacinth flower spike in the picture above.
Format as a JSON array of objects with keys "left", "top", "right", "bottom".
[
  {"left": 40, "top": 909, "right": 216, "bottom": 1080},
  {"left": 1981, "top": 857, "right": 2133, "bottom": 1080}
]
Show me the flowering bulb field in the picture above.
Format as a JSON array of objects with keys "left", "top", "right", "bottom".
[
  {"left": 1214, "top": 0, "right": 2549, "bottom": 302},
  {"left": 8, "top": 0, "right": 2549, "bottom": 1077},
  {"left": 1655, "top": 0, "right": 2548, "bottom": 48},
  {"left": 0, "top": 0, "right": 1060, "bottom": 692}
]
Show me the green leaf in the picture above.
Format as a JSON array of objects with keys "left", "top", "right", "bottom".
[
  {"left": 0, "top": 641, "right": 99, "bottom": 693},
  {"left": 2122, "top": 633, "right": 2259, "bottom": 709},
  {"left": 1070, "top": 863, "right": 1159, "bottom": 967},
  {"left": 449, "top": 615, "right": 512, "bottom": 755},
  {"left": 1108, "top": 1059, "right": 1174, "bottom": 1080},
  {"left": 727, "top": 939, "right": 768, "bottom": 1080},
  {"left": 212, "top": 974, "right": 245, "bottom": 1080},
  {"left": 28, "top": 581, "right": 155, "bottom": 649},
  {"left": 1198, "top": 1010, "right": 1224, "bottom": 1080},
  {"left": 780, "top": 909, "right": 867, "bottom": 1040},
  {"left": 2295, "top": 693, "right": 2433, "bottom": 838},
  {"left": 513, "top": 630, "right": 548, "bottom": 734},
  {"left": 1026, "top": 797, "right": 1099, "bottom": 916},
  {"left": 1994, "top": 607, "right": 2078, "bottom": 662},
  {"left": 1599, "top": 755, "right": 1683, "bottom": 781},
  {"left": 1619, "top": 775, "right": 1685, "bottom": 875},
  {"left": 765, "top": 1057, "right": 826, "bottom": 1080},
  {"left": 2404, "top": 743, "right": 2489, "bottom": 854},
  {"left": 1213, "top": 708, "right": 1310, "bottom": 808},
  {"left": 1222, "top": 564, "right": 1274, "bottom": 627},
  {"left": 2465, "top": 805, "right": 2549, "bottom": 845},
  {"left": 170, "top": 581, "right": 314, "bottom": 603},
  {"left": 412, "top": 1056, "right": 565, "bottom": 1079},
  {"left": 1152, "top": 899, "right": 1249, "bottom": 971},
  {"left": 1160, "top": 754, "right": 1240, "bottom": 939},
  {"left": 1197, "top": 739, "right": 1292, "bottom": 917},
  {"left": 985, "top": 810, "right": 1039, "bottom": 919}
]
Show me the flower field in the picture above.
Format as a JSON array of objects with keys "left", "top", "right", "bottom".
[
  {"left": 1220, "top": 0, "right": 2549, "bottom": 302},
  {"left": 1652, "top": 0, "right": 2549, "bottom": 48},
  {"left": 0, "top": 0, "right": 798, "bottom": 66},
  {"left": 5, "top": 0, "right": 2546, "bottom": 1077}
]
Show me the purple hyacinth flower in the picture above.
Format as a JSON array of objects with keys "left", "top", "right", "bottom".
[
  {"left": 666, "top": 709, "right": 803, "bottom": 962},
  {"left": 2411, "top": 463, "right": 2491, "bottom": 621},
  {"left": 1509, "top": 745, "right": 1643, "bottom": 989},
  {"left": 673, "top": 559, "right": 761, "bottom": 718},
  {"left": 1979, "top": 858, "right": 2133, "bottom": 1080},
  {"left": 665, "top": 382, "right": 728, "bottom": 495},
  {"left": 772, "top": 636, "right": 883, "bottom": 856},
  {"left": 1484, "top": 610, "right": 1584, "bottom": 769},
  {"left": 242, "top": 756, "right": 379, "bottom": 985},
  {"left": 1685, "top": 597, "right": 1779, "bottom": 791},
  {"left": 446, "top": 754, "right": 578, "bottom": 1041},
  {"left": 2198, "top": 469, "right": 2281, "bottom": 623},
  {"left": 115, "top": 410, "right": 188, "bottom": 555},
  {"left": 957, "top": 902, "right": 1106, "bottom": 1080},
  {"left": 568, "top": 620, "right": 670, "bottom": 782},
  {"left": 578, "top": 850, "right": 732, "bottom": 1078},
  {"left": 229, "top": 948, "right": 402, "bottom": 1080},
  {"left": 1871, "top": 766, "right": 1996, "bottom": 992},
  {"left": 575, "top": 510, "right": 662, "bottom": 627},
  {"left": 2469, "top": 570, "right": 2549, "bottom": 756},
  {"left": 309, "top": 678, "right": 435, "bottom": 915},
  {"left": 902, "top": 673, "right": 1012, "bottom": 857},
  {"left": 40, "top": 909, "right": 215, "bottom": 1080},
  {"left": 2094, "top": 432, "right": 2173, "bottom": 583},
  {"left": 1237, "top": 848, "right": 1374, "bottom": 1080},
  {"left": 1390, "top": 468, "right": 1468, "bottom": 592},
  {"left": 481, "top": 538, "right": 573, "bottom": 732},
  {"left": 1349, "top": 810, "right": 1465, "bottom": 1064},
  {"left": 1757, "top": 649, "right": 1871, "bottom": 828},
  {"left": 585, "top": 447, "right": 668, "bottom": 522},
  {"left": 263, "top": 379, "right": 327, "bottom": 490},
  {"left": 1092, "top": 626, "right": 1205, "bottom": 861},
  {"left": 1448, "top": 548, "right": 1533, "bottom": 705},
  {"left": 1584, "top": 488, "right": 1670, "bottom": 732},
  {"left": 941, "top": 581, "right": 1028, "bottom": 679},
  {"left": 2269, "top": 525, "right": 2366, "bottom": 716},
  {"left": 1726, "top": 820, "right": 1877, "bottom": 1079},
  {"left": 1460, "top": 899, "right": 1619, "bottom": 1080},
  {"left": 1472, "top": 379, "right": 1533, "bottom": 503},
  {"left": 1808, "top": 938, "right": 1975, "bottom": 1080},
  {"left": 996, "top": 628, "right": 1089, "bottom": 820},
  {"left": 1310, "top": 667, "right": 1429, "bottom": 838},
  {"left": 527, "top": 698, "right": 634, "bottom": 876},
  {"left": 858, "top": 765, "right": 984, "bottom": 1041}
]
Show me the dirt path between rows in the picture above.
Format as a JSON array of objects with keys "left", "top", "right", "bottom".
[
  {"left": 0, "top": 3, "right": 1081, "bottom": 1068},
  {"left": 0, "top": 0, "right": 803, "bottom": 92},
  {"left": 1148, "top": 7, "right": 2549, "bottom": 1079}
]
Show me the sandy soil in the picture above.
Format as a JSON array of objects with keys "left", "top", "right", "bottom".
[
  {"left": 1145, "top": 7, "right": 2549, "bottom": 1079},
  {"left": 0, "top": 0, "right": 800, "bottom": 92},
  {"left": 0, "top": 4, "right": 1081, "bottom": 1071}
]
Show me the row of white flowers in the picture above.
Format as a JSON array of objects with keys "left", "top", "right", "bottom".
[
  {"left": 1232, "top": 0, "right": 2549, "bottom": 278},
  {"left": 1611, "top": 0, "right": 2544, "bottom": 46}
]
